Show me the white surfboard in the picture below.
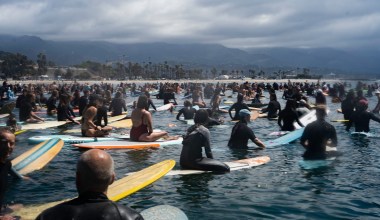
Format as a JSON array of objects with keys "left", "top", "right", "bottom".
[
  {"left": 165, "top": 156, "right": 270, "bottom": 176},
  {"left": 156, "top": 103, "right": 173, "bottom": 112},
  {"left": 21, "top": 121, "right": 67, "bottom": 130}
]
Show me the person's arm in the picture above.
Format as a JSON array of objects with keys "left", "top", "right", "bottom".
[
  {"left": 253, "top": 138, "right": 265, "bottom": 149},
  {"left": 176, "top": 109, "right": 183, "bottom": 120},
  {"left": 328, "top": 126, "right": 338, "bottom": 147},
  {"left": 202, "top": 128, "right": 213, "bottom": 159},
  {"left": 294, "top": 111, "right": 304, "bottom": 127},
  {"left": 30, "top": 112, "right": 44, "bottom": 122},
  {"left": 300, "top": 127, "right": 309, "bottom": 149},
  {"left": 149, "top": 99, "right": 157, "bottom": 111},
  {"left": 370, "top": 112, "right": 380, "bottom": 123},
  {"left": 277, "top": 113, "right": 283, "bottom": 129},
  {"left": 345, "top": 115, "right": 353, "bottom": 131},
  {"left": 103, "top": 109, "right": 108, "bottom": 126},
  {"left": 145, "top": 111, "right": 153, "bottom": 134},
  {"left": 228, "top": 104, "right": 235, "bottom": 119},
  {"left": 122, "top": 100, "right": 127, "bottom": 112}
]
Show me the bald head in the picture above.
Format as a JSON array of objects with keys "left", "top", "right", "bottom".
[{"left": 76, "top": 149, "right": 115, "bottom": 194}]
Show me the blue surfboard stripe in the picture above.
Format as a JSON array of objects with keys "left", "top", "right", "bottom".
[
  {"left": 13, "top": 138, "right": 61, "bottom": 171},
  {"left": 264, "top": 127, "right": 305, "bottom": 148}
]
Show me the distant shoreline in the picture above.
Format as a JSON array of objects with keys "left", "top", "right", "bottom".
[{"left": 6, "top": 78, "right": 346, "bottom": 85}]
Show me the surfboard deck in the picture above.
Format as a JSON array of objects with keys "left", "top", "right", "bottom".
[
  {"left": 109, "top": 119, "right": 133, "bottom": 128},
  {"left": 165, "top": 156, "right": 270, "bottom": 176},
  {"left": 13, "top": 160, "right": 176, "bottom": 220},
  {"left": 298, "top": 146, "right": 337, "bottom": 170},
  {"left": 156, "top": 103, "right": 173, "bottom": 112},
  {"left": 21, "top": 121, "right": 67, "bottom": 130},
  {"left": 0, "top": 113, "right": 9, "bottom": 118},
  {"left": 73, "top": 137, "right": 183, "bottom": 150},
  {"left": 28, "top": 134, "right": 130, "bottom": 144},
  {"left": 12, "top": 138, "right": 64, "bottom": 175},
  {"left": 141, "top": 205, "right": 188, "bottom": 220},
  {"left": 331, "top": 119, "right": 349, "bottom": 122}
]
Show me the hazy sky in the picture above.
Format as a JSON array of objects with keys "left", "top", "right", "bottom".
[{"left": 1, "top": 0, "right": 379, "bottom": 49}]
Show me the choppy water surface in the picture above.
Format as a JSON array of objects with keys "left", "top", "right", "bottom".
[{"left": 5, "top": 90, "right": 380, "bottom": 219}]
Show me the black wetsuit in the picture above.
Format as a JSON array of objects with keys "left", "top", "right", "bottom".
[
  {"left": 0, "top": 160, "right": 11, "bottom": 212},
  {"left": 46, "top": 96, "right": 57, "bottom": 113},
  {"left": 78, "top": 96, "right": 89, "bottom": 116},
  {"left": 36, "top": 192, "right": 142, "bottom": 220},
  {"left": 341, "top": 98, "right": 354, "bottom": 120},
  {"left": 146, "top": 99, "right": 156, "bottom": 111},
  {"left": 180, "top": 125, "right": 229, "bottom": 172},
  {"left": 96, "top": 105, "right": 108, "bottom": 126},
  {"left": 163, "top": 92, "right": 176, "bottom": 105},
  {"left": 19, "top": 102, "right": 33, "bottom": 121},
  {"left": 109, "top": 98, "right": 127, "bottom": 116},
  {"left": 301, "top": 119, "right": 337, "bottom": 160},
  {"left": 228, "top": 102, "right": 249, "bottom": 120},
  {"left": 346, "top": 110, "right": 380, "bottom": 132},
  {"left": 278, "top": 108, "right": 302, "bottom": 131},
  {"left": 57, "top": 104, "right": 76, "bottom": 123},
  {"left": 15, "top": 94, "right": 26, "bottom": 108},
  {"left": 262, "top": 100, "right": 281, "bottom": 118},
  {"left": 228, "top": 121, "right": 257, "bottom": 148},
  {"left": 176, "top": 107, "right": 196, "bottom": 120}
]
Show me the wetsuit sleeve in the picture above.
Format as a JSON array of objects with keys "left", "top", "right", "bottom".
[
  {"left": 369, "top": 112, "right": 380, "bottom": 123},
  {"left": 122, "top": 100, "right": 127, "bottom": 111},
  {"left": 300, "top": 126, "right": 310, "bottom": 148},
  {"left": 346, "top": 115, "right": 353, "bottom": 131},
  {"left": 246, "top": 125, "right": 257, "bottom": 143},
  {"left": 176, "top": 109, "right": 184, "bottom": 120},
  {"left": 329, "top": 125, "right": 338, "bottom": 147},
  {"left": 199, "top": 126, "right": 213, "bottom": 159},
  {"left": 68, "top": 107, "right": 76, "bottom": 117},
  {"left": 149, "top": 99, "right": 157, "bottom": 111}
]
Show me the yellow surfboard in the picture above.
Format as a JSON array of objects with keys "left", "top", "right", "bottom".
[
  {"left": 15, "top": 130, "right": 27, "bottom": 136},
  {"left": 13, "top": 159, "right": 175, "bottom": 220},
  {"left": 109, "top": 119, "right": 133, "bottom": 128},
  {"left": 12, "top": 138, "right": 64, "bottom": 175}
]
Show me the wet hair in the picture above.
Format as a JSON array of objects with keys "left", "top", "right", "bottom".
[
  {"left": 184, "top": 100, "right": 192, "bottom": 107},
  {"left": 137, "top": 95, "right": 148, "bottom": 109},
  {"left": 114, "top": 91, "right": 122, "bottom": 99},
  {"left": 194, "top": 109, "right": 209, "bottom": 124}
]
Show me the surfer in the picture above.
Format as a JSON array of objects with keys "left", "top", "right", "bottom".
[
  {"left": 81, "top": 96, "right": 112, "bottom": 137},
  {"left": 144, "top": 91, "right": 157, "bottom": 111},
  {"left": 261, "top": 93, "right": 281, "bottom": 119},
  {"left": 341, "top": 90, "right": 356, "bottom": 120},
  {"left": 180, "top": 109, "right": 230, "bottom": 172},
  {"left": 46, "top": 90, "right": 59, "bottom": 115},
  {"left": 300, "top": 107, "right": 337, "bottom": 160},
  {"left": 0, "top": 128, "right": 22, "bottom": 219},
  {"left": 372, "top": 90, "right": 380, "bottom": 114},
  {"left": 19, "top": 93, "right": 45, "bottom": 123},
  {"left": 176, "top": 100, "right": 196, "bottom": 120},
  {"left": 130, "top": 95, "right": 169, "bottom": 142},
  {"left": 109, "top": 91, "right": 127, "bottom": 116},
  {"left": 278, "top": 100, "right": 304, "bottom": 131},
  {"left": 57, "top": 94, "right": 80, "bottom": 124},
  {"left": 228, "top": 109, "right": 265, "bottom": 149},
  {"left": 346, "top": 100, "right": 380, "bottom": 132},
  {"left": 36, "top": 149, "right": 143, "bottom": 220},
  {"left": 192, "top": 88, "right": 206, "bottom": 108},
  {"left": 78, "top": 90, "right": 90, "bottom": 116},
  {"left": 228, "top": 93, "right": 249, "bottom": 120}
]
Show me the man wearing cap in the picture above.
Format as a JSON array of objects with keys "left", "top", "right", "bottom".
[
  {"left": 228, "top": 109, "right": 265, "bottom": 149},
  {"left": 346, "top": 99, "right": 380, "bottom": 132},
  {"left": 372, "top": 90, "right": 380, "bottom": 114},
  {"left": 301, "top": 107, "right": 337, "bottom": 160}
]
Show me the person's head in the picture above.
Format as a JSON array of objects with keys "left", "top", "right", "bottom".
[
  {"left": 76, "top": 149, "right": 115, "bottom": 194},
  {"left": 88, "top": 95, "right": 99, "bottom": 108},
  {"left": 184, "top": 100, "right": 192, "bottom": 108},
  {"left": 239, "top": 109, "right": 251, "bottom": 122},
  {"left": 357, "top": 99, "right": 368, "bottom": 111},
  {"left": 270, "top": 93, "right": 277, "bottom": 101},
  {"left": 237, "top": 93, "right": 244, "bottom": 103},
  {"left": 194, "top": 109, "right": 209, "bottom": 124},
  {"left": 137, "top": 95, "right": 148, "bottom": 109},
  {"left": 0, "top": 128, "right": 15, "bottom": 163},
  {"left": 285, "top": 99, "right": 296, "bottom": 110},
  {"left": 114, "top": 91, "right": 122, "bottom": 99}
]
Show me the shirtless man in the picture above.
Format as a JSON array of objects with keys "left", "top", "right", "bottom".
[{"left": 81, "top": 96, "right": 112, "bottom": 137}]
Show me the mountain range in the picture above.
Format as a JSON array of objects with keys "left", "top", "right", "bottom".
[{"left": 0, "top": 35, "right": 379, "bottom": 75}]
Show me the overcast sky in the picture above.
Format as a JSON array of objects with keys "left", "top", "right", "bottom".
[{"left": 1, "top": 0, "right": 379, "bottom": 49}]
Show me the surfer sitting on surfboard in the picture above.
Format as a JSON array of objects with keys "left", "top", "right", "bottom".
[
  {"left": 301, "top": 106, "right": 337, "bottom": 160},
  {"left": 19, "top": 93, "right": 45, "bottom": 123},
  {"left": 228, "top": 93, "right": 250, "bottom": 120},
  {"left": 180, "top": 109, "right": 230, "bottom": 172},
  {"left": 0, "top": 128, "right": 22, "bottom": 219},
  {"left": 278, "top": 100, "right": 304, "bottom": 131},
  {"left": 81, "top": 96, "right": 112, "bottom": 137},
  {"left": 346, "top": 100, "right": 380, "bottom": 133},
  {"left": 176, "top": 100, "right": 196, "bottom": 120},
  {"left": 130, "top": 95, "right": 170, "bottom": 142},
  {"left": 36, "top": 149, "right": 143, "bottom": 220},
  {"left": 228, "top": 109, "right": 265, "bottom": 149},
  {"left": 261, "top": 93, "right": 281, "bottom": 119}
]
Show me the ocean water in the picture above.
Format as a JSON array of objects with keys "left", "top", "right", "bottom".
[{"left": 5, "top": 90, "right": 380, "bottom": 219}]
